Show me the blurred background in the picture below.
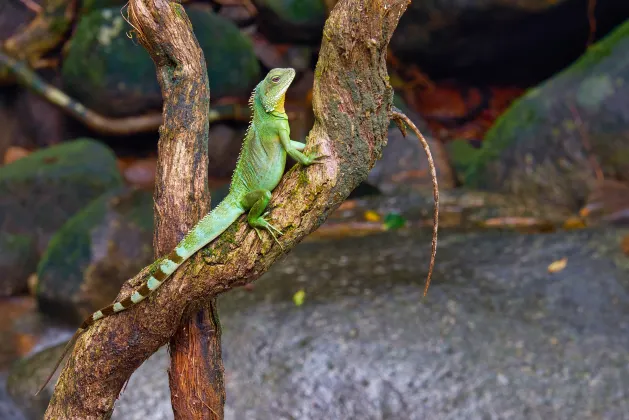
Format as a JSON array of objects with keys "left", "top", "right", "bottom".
[{"left": 1, "top": 0, "right": 629, "bottom": 418}]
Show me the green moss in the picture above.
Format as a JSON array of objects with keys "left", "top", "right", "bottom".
[
  {"left": 563, "top": 19, "right": 629, "bottom": 74},
  {"left": 297, "top": 168, "right": 309, "bottom": 188},
  {"left": 0, "top": 138, "right": 121, "bottom": 185},
  {"left": 36, "top": 190, "right": 115, "bottom": 295},
  {"left": 63, "top": 6, "right": 260, "bottom": 116},
  {"left": 463, "top": 95, "right": 542, "bottom": 186}
]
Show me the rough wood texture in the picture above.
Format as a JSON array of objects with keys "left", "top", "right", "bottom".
[
  {"left": 123, "top": 0, "right": 226, "bottom": 417},
  {"left": 43, "top": 0, "right": 410, "bottom": 417},
  {"left": 169, "top": 301, "right": 224, "bottom": 419}
]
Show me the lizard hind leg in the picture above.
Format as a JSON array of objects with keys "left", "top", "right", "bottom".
[{"left": 241, "top": 189, "right": 284, "bottom": 250}]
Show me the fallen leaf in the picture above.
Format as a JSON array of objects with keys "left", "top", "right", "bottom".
[
  {"left": 548, "top": 258, "right": 568, "bottom": 273},
  {"left": 4, "top": 146, "right": 30, "bottom": 164},
  {"left": 293, "top": 289, "right": 306, "bottom": 306},
  {"left": 364, "top": 210, "right": 381, "bottom": 222},
  {"left": 621, "top": 234, "right": 629, "bottom": 257},
  {"left": 384, "top": 213, "right": 407, "bottom": 230},
  {"left": 563, "top": 216, "right": 587, "bottom": 230}
]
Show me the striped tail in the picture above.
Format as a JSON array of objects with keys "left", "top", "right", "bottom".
[
  {"left": 84, "top": 195, "right": 244, "bottom": 328},
  {"left": 35, "top": 195, "right": 244, "bottom": 395}
]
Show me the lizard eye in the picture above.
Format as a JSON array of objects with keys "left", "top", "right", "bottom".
[{"left": 271, "top": 76, "right": 281, "bottom": 83}]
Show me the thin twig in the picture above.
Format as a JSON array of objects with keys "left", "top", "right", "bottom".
[
  {"left": 391, "top": 107, "right": 439, "bottom": 297},
  {"left": 19, "top": 0, "right": 42, "bottom": 13}
]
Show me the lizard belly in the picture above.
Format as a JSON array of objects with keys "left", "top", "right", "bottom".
[{"left": 254, "top": 146, "right": 286, "bottom": 192}]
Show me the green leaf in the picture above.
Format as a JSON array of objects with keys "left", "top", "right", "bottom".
[
  {"left": 384, "top": 213, "right": 406, "bottom": 230},
  {"left": 293, "top": 289, "right": 306, "bottom": 306}
]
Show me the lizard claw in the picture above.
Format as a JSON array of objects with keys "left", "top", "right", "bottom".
[
  {"left": 252, "top": 217, "right": 284, "bottom": 250},
  {"left": 305, "top": 153, "right": 329, "bottom": 166}
]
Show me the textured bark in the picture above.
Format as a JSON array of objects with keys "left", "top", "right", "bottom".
[
  {"left": 169, "top": 300, "right": 224, "bottom": 419},
  {"left": 44, "top": 0, "right": 410, "bottom": 417}
]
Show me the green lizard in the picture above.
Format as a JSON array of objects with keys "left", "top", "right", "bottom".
[{"left": 36, "top": 67, "right": 324, "bottom": 395}]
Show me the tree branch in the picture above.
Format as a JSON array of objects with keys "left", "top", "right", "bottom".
[{"left": 43, "top": 0, "right": 411, "bottom": 417}]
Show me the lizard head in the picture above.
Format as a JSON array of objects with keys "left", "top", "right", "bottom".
[{"left": 258, "top": 68, "right": 296, "bottom": 113}]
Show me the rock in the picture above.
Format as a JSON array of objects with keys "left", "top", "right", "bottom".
[
  {"left": 0, "top": 234, "right": 37, "bottom": 297},
  {"left": 390, "top": 0, "right": 629, "bottom": 84},
  {"left": 208, "top": 125, "right": 246, "bottom": 179},
  {"left": 10, "top": 226, "right": 629, "bottom": 419},
  {"left": 0, "top": 138, "right": 123, "bottom": 255},
  {"left": 61, "top": 6, "right": 260, "bottom": 117},
  {"left": 369, "top": 100, "right": 454, "bottom": 193},
  {"left": 0, "top": 374, "right": 26, "bottom": 420},
  {"left": 36, "top": 187, "right": 154, "bottom": 324},
  {"left": 253, "top": 0, "right": 326, "bottom": 44},
  {"left": 5, "top": 344, "right": 67, "bottom": 420},
  {"left": 453, "top": 19, "right": 629, "bottom": 211}
]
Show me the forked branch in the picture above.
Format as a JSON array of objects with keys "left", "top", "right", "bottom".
[{"left": 43, "top": 0, "right": 418, "bottom": 418}]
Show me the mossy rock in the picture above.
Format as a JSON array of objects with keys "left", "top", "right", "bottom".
[
  {"left": 36, "top": 187, "right": 154, "bottom": 324},
  {"left": 253, "top": 0, "right": 326, "bottom": 44},
  {"left": 0, "top": 233, "right": 37, "bottom": 297},
  {"left": 62, "top": 5, "right": 260, "bottom": 117},
  {"left": 459, "top": 19, "right": 629, "bottom": 211},
  {"left": 0, "top": 138, "right": 123, "bottom": 256}
]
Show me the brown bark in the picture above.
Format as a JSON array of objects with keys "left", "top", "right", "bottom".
[
  {"left": 127, "top": 1, "right": 226, "bottom": 418},
  {"left": 169, "top": 300, "right": 225, "bottom": 419},
  {"left": 44, "top": 0, "right": 410, "bottom": 418}
]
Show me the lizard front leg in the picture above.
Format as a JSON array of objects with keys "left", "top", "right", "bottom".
[
  {"left": 241, "top": 190, "right": 283, "bottom": 249},
  {"left": 279, "top": 129, "right": 325, "bottom": 165},
  {"left": 290, "top": 140, "right": 306, "bottom": 151}
]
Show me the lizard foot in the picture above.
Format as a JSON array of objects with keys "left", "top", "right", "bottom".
[
  {"left": 305, "top": 153, "right": 330, "bottom": 166},
  {"left": 252, "top": 217, "right": 284, "bottom": 250}
]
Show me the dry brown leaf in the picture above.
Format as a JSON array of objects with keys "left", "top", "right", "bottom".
[
  {"left": 548, "top": 257, "right": 568, "bottom": 273},
  {"left": 4, "top": 146, "right": 30, "bottom": 164},
  {"left": 621, "top": 234, "right": 629, "bottom": 257}
]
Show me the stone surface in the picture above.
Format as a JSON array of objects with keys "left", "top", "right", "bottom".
[
  {"left": 9, "top": 226, "right": 629, "bottom": 419},
  {"left": 0, "top": 234, "right": 37, "bottom": 297}
]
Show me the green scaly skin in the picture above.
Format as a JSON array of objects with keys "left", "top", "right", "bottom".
[{"left": 36, "top": 68, "right": 323, "bottom": 395}]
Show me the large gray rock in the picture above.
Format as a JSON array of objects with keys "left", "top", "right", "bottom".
[
  {"left": 452, "top": 18, "right": 629, "bottom": 211},
  {"left": 9, "top": 226, "right": 629, "bottom": 419},
  {"left": 0, "top": 234, "right": 36, "bottom": 297}
]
